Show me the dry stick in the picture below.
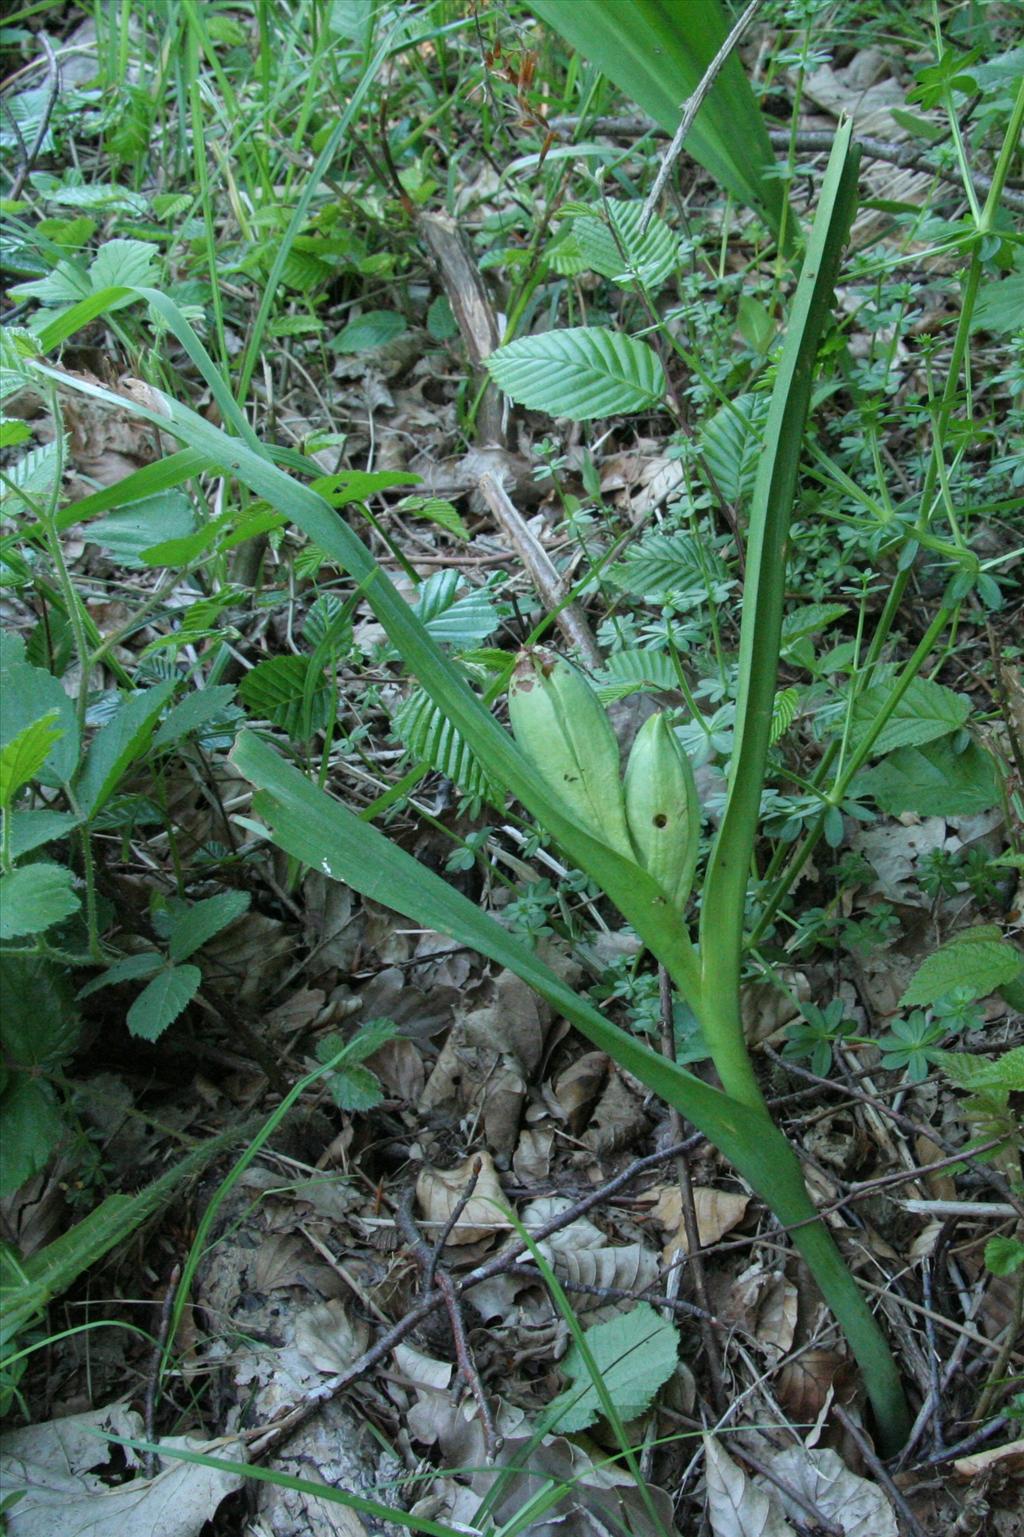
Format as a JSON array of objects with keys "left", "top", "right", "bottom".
[
  {"left": 143, "top": 1263, "right": 182, "bottom": 1479},
  {"left": 397, "top": 1184, "right": 501, "bottom": 1461},
  {"left": 7, "top": 34, "right": 59, "bottom": 202},
  {"left": 972, "top": 1263, "right": 1024, "bottom": 1424},
  {"left": 658, "top": 966, "right": 727, "bottom": 1413},
  {"left": 477, "top": 472, "right": 603, "bottom": 668},
  {"left": 762, "top": 1046, "right": 1024, "bottom": 1220},
  {"left": 549, "top": 116, "right": 1024, "bottom": 216},
  {"left": 418, "top": 212, "right": 505, "bottom": 447},
  {"left": 639, "top": 0, "right": 765, "bottom": 234},
  {"left": 832, "top": 1401, "right": 929, "bottom": 1537},
  {"left": 245, "top": 1132, "right": 703, "bottom": 1457}
]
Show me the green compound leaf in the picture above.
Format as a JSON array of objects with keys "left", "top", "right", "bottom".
[
  {"left": 544, "top": 1303, "right": 679, "bottom": 1432},
  {"left": 127, "top": 964, "right": 202, "bottom": 1040},
  {"left": 901, "top": 927, "right": 1023, "bottom": 1007},
  {"left": 0, "top": 862, "right": 80, "bottom": 938},
  {"left": 486, "top": 327, "right": 665, "bottom": 421}
]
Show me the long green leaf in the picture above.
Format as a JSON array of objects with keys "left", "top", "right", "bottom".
[
  {"left": 699, "top": 121, "right": 861, "bottom": 1111},
  {"left": 233, "top": 728, "right": 910, "bottom": 1452},
  {"left": 530, "top": 0, "right": 786, "bottom": 237}
]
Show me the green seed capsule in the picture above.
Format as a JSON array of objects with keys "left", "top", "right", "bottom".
[
  {"left": 623, "top": 712, "right": 699, "bottom": 909},
  {"left": 508, "top": 648, "right": 634, "bottom": 858}
]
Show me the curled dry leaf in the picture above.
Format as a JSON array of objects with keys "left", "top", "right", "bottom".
[
  {"left": 953, "top": 1438, "right": 1024, "bottom": 1481},
  {"left": 764, "top": 1446, "right": 899, "bottom": 1537},
  {"left": 582, "top": 1069, "right": 648, "bottom": 1154},
  {"left": 775, "top": 1349, "right": 854, "bottom": 1427},
  {"left": 651, "top": 1185, "right": 749, "bottom": 1260},
  {"left": 551, "top": 1051, "right": 608, "bottom": 1132},
  {"left": 725, "top": 1263, "right": 797, "bottom": 1360},
  {"left": 293, "top": 1299, "right": 370, "bottom": 1374},
  {"left": 416, "top": 1150, "right": 510, "bottom": 1244},
  {"left": 703, "top": 1433, "right": 796, "bottom": 1537}
]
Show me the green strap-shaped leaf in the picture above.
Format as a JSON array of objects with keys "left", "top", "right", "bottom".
[{"left": 531, "top": 0, "right": 787, "bottom": 238}]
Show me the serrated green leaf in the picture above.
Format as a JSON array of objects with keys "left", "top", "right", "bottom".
[
  {"left": 544, "top": 1303, "right": 679, "bottom": 1432},
  {"left": 781, "top": 603, "right": 848, "bottom": 647},
  {"left": 87, "top": 493, "right": 197, "bottom": 568},
  {"left": 78, "top": 951, "right": 165, "bottom": 997},
  {"left": 89, "top": 239, "right": 160, "bottom": 292},
  {"left": 700, "top": 393, "right": 769, "bottom": 503},
  {"left": 901, "top": 928, "right": 1023, "bottom": 1008},
  {"left": 0, "top": 711, "right": 63, "bottom": 808},
  {"left": 331, "top": 310, "right": 407, "bottom": 352},
  {"left": 0, "top": 862, "right": 80, "bottom": 938},
  {"left": 6, "top": 809, "right": 81, "bottom": 859},
  {"left": 934, "top": 1045, "right": 1024, "bottom": 1092},
  {"left": 3, "top": 438, "right": 65, "bottom": 514},
  {"left": 413, "top": 570, "right": 500, "bottom": 647},
  {"left": 77, "top": 681, "right": 177, "bottom": 819},
  {"left": 984, "top": 1236, "right": 1024, "bottom": 1276},
  {"left": 486, "top": 327, "right": 665, "bottom": 421},
  {"left": 595, "top": 649, "right": 680, "bottom": 697},
  {"left": 771, "top": 687, "right": 800, "bottom": 744},
  {"left": 127, "top": 964, "right": 202, "bottom": 1040},
  {"left": 572, "top": 200, "right": 678, "bottom": 289},
  {"left": 609, "top": 530, "right": 733, "bottom": 608},
  {"left": 168, "top": 890, "right": 250, "bottom": 962},
  {"left": 857, "top": 738, "right": 1001, "bottom": 816},
  {"left": 0, "top": 1077, "right": 63, "bottom": 1196},
  {"left": 152, "top": 685, "right": 237, "bottom": 750},
  {"left": 238, "top": 655, "right": 333, "bottom": 739},
  {"left": 397, "top": 495, "right": 469, "bottom": 542},
  {"left": 850, "top": 675, "right": 971, "bottom": 755},
  {"left": 392, "top": 687, "right": 497, "bottom": 802},
  {"left": 0, "top": 645, "right": 79, "bottom": 785}
]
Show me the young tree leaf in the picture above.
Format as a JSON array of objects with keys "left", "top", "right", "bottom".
[
  {"left": 901, "top": 928, "right": 1023, "bottom": 1007},
  {"left": 127, "top": 964, "right": 202, "bottom": 1040},
  {"left": 77, "top": 951, "right": 165, "bottom": 998},
  {"left": 856, "top": 738, "right": 1000, "bottom": 816},
  {"left": 152, "top": 685, "right": 238, "bottom": 750},
  {"left": 87, "top": 492, "right": 196, "bottom": 568},
  {"left": 76, "top": 681, "right": 177, "bottom": 819},
  {"left": 850, "top": 675, "right": 971, "bottom": 755},
  {"left": 238, "top": 655, "right": 333, "bottom": 739},
  {"left": 486, "top": 327, "right": 665, "bottom": 420},
  {"left": 331, "top": 310, "right": 407, "bottom": 352},
  {"left": 0, "top": 711, "right": 63, "bottom": 808},
  {"left": 544, "top": 1303, "right": 679, "bottom": 1432},
  {"left": 572, "top": 200, "right": 678, "bottom": 289},
  {"left": 0, "top": 862, "right": 80, "bottom": 938},
  {"left": 168, "top": 890, "right": 251, "bottom": 962}
]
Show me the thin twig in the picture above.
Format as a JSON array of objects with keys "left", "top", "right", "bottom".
[
  {"left": 426, "top": 1154, "right": 482, "bottom": 1293},
  {"left": 639, "top": 0, "right": 764, "bottom": 234},
  {"left": 548, "top": 115, "right": 1024, "bottom": 215},
  {"left": 397, "top": 1185, "right": 500, "bottom": 1460},
  {"left": 831, "top": 1402, "right": 929, "bottom": 1537},
  {"left": 143, "top": 1264, "right": 181, "bottom": 1478},
  {"left": 8, "top": 34, "right": 60, "bottom": 202},
  {"left": 477, "top": 473, "right": 602, "bottom": 668}
]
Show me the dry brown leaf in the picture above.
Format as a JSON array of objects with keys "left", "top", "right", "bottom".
[
  {"left": 512, "top": 1126, "right": 554, "bottom": 1181},
  {"left": 725, "top": 1264, "right": 798, "bottom": 1359},
  {"left": 764, "top": 1446, "right": 898, "bottom": 1536},
  {"left": 293, "top": 1299, "right": 370, "bottom": 1374},
  {"left": 916, "top": 1134, "right": 957, "bottom": 1202},
  {"left": 552, "top": 1052, "right": 608, "bottom": 1132},
  {"left": 416, "top": 1151, "right": 510, "bottom": 1244},
  {"left": 776, "top": 1349, "right": 853, "bottom": 1426},
  {"left": 651, "top": 1186, "right": 749, "bottom": 1260},
  {"left": 703, "top": 1434, "right": 796, "bottom": 1537},
  {"left": 581, "top": 1070, "right": 647, "bottom": 1154}
]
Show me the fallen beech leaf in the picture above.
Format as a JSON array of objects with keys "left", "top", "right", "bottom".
[
  {"left": 652, "top": 1186, "right": 749, "bottom": 1259},
  {"left": 765, "top": 1446, "right": 898, "bottom": 1536},
  {"left": 776, "top": 1349, "right": 852, "bottom": 1425},
  {"left": 293, "top": 1299, "right": 370, "bottom": 1373},
  {"left": 703, "top": 1434, "right": 796, "bottom": 1537},
  {"left": 416, "top": 1150, "right": 510, "bottom": 1244}
]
